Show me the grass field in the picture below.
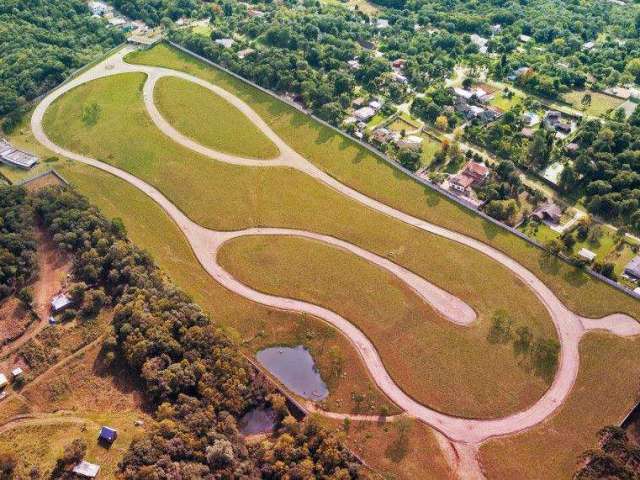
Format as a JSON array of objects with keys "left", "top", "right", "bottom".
[
  {"left": 154, "top": 76, "right": 280, "bottom": 159},
  {"left": 318, "top": 416, "right": 452, "bottom": 479},
  {"left": 563, "top": 90, "right": 624, "bottom": 117},
  {"left": 42, "top": 72, "right": 564, "bottom": 417},
  {"left": 218, "top": 235, "right": 552, "bottom": 418},
  {"left": 54, "top": 161, "right": 397, "bottom": 415},
  {"left": 0, "top": 411, "right": 144, "bottom": 479},
  {"left": 124, "top": 43, "right": 640, "bottom": 321},
  {"left": 479, "top": 333, "right": 640, "bottom": 479}
]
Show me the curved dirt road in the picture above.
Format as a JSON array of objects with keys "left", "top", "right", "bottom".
[{"left": 31, "top": 45, "right": 640, "bottom": 446}]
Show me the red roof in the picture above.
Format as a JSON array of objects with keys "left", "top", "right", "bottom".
[
  {"left": 464, "top": 161, "right": 489, "bottom": 178},
  {"left": 451, "top": 174, "right": 475, "bottom": 188}
]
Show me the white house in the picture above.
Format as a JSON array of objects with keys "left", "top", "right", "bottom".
[
  {"left": 578, "top": 248, "right": 597, "bottom": 263},
  {"left": 11, "top": 368, "right": 23, "bottom": 380},
  {"left": 0, "top": 374, "right": 7, "bottom": 389},
  {"left": 396, "top": 135, "right": 423, "bottom": 151},
  {"left": 353, "top": 106, "right": 376, "bottom": 122},
  {"left": 51, "top": 293, "right": 72, "bottom": 313},
  {"left": 376, "top": 18, "right": 389, "bottom": 29},
  {"left": 215, "top": 38, "right": 235, "bottom": 48},
  {"left": 518, "top": 34, "right": 532, "bottom": 43},
  {"left": 470, "top": 34, "right": 489, "bottom": 54}
]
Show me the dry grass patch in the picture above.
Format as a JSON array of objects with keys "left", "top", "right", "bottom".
[
  {"left": 479, "top": 333, "right": 640, "bottom": 479},
  {"left": 319, "top": 416, "right": 452, "bottom": 479},
  {"left": 154, "top": 76, "right": 279, "bottom": 159}
]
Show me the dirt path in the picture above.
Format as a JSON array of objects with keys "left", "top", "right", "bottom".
[
  {"left": 30, "top": 46, "right": 640, "bottom": 461},
  {"left": 0, "top": 412, "right": 93, "bottom": 436},
  {"left": 1, "top": 229, "right": 70, "bottom": 359}
]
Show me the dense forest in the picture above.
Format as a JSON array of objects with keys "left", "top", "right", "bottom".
[
  {"left": 33, "top": 186, "right": 361, "bottom": 479},
  {"left": 0, "top": 0, "right": 124, "bottom": 130},
  {"left": 0, "top": 186, "right": 37, "bottom": 301}
]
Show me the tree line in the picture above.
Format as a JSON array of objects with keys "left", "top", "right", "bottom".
[{"left": 33, "top": 186, "right": 361, "bottom": 479}]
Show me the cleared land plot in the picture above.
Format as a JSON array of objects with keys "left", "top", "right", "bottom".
[
  {"left": 319, "top": 416, "right": 452, "bottom": 479},
  {"left": 563, "top": 90, "right": 624, "bottom": 117},
  {"left": 124, "top": 43, "right": 640, "bottom": 320},
  {"left": 0, "top": 411, "right": 144, "bottom": 479},
  {"left": 42, "top": 72, "right": 562, "bottom": 417},
  {"left": 480, "top": 333, "right": 640, "bottom": 479},
  {"left": 154, "top": 76, "right": 280, "bottom": 159},
  {"left": 219, "top": 235, "right": 552, "bottom": 419},
  {"left": 54, "top": 161, "right": 398, "bottom": 416}
]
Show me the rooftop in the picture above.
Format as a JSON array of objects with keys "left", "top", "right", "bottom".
[{"left": 73, "top": 461, "right": 100, "bottom": 478}]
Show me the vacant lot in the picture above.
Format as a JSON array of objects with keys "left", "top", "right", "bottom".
[
  {"left": 43, "top": 72, "right": 560, "bottom": 416},
  {"left": 563, "top": 90, "right": 624, "bottom": 117},
  {"left": 125, "top": 43, "right": 640, "bottom": 321},
  {"left": 480, "top": 333, "right": 640, "bottom": 479},
  {"left": 154, "top": 76, "right": 279, "bottom": 159},
  {"left": 219, "top": 235, "right": 552, "bottom": 418}
]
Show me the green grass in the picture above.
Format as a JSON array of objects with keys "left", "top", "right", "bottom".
[
  {"left": 54, "top": 161, "right": 398, "bottom": 416},
  {"left": 518, "top": 220, "right": 560, "bottom": 244},
  {"left": 192, "top": 24, "right": 212, "bottom": 37},
  {"left": 122, "top": 43, "right": 640, "bottom": 321},
  {"left": 489, "top": 90, "right": 524, "bottom": 111},
  {"left": 218, "top": 235, "right": 552, "bottom": 418},
  {"left": 420, "top": 135, "right": 441, "bottom": 167},
  {"left": 154, "top": 76, "right": 279, "bottom": 159},
  {"left": 42, "top": 72, "right": 562, "bottom": 417},
  {"left": 563, "top": 90, "right": 624, "bottom": 117},
  {"left": 480, "top": 333, "right": 640, "bottom": 479}
]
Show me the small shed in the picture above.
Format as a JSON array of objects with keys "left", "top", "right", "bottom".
[
  {"left": 98, "top": 426, "right": 118, "bottom": 444},
  {"left": 11, "top": 367, "right": 23, "bottom": 380},
  {"left": 0, "top": 374, "right": 7, "bottom": 389},
  {"left": 73, "top": 461, "right": 100, "bottom": 478},
  {"left": 578, "top": 248, "right": 596, "bottom": 263},
  {"left": 51, "top": 294, "right": 72, "bottom": 313},
  {"left": 624, "top": 256, "right": 640, "bottom": 279}
]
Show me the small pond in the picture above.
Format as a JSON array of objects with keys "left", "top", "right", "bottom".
[
  {"left": 256, "top": 345, "right": 329, "bottom": 401},
  {"left": 239, "top": 406, "right": 278, "bottom": 435}
]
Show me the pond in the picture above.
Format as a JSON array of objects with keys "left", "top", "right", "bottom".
[
  {"left": 238, "top": 406, "right": 278, "bottom": 435},
  {"left": 256, "top": 345, "right": 329, "bottom": 401}
]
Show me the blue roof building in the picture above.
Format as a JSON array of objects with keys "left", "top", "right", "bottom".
[{"left": 98, "top": 426, "right": 118, "bottom": 444}]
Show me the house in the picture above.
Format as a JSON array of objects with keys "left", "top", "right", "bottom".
[
  {"left": 531, "top": 202, "right": 562, "bottom": 224},
  {"left": 107, "top": 17, "right": 128, "bottom": 28},
  {"left": 555, "top": 122, "right": 572, "bottom": 135},
  {"left": 0, "top": 374, "right": 7, "bottom": 389},
  {"left": 462, "top": 161, "right": 489, "bottom": 183},
  {"left": 470, "top": 34, "right": 489, "bottom": 54},
  {"left": 390, "top": 72, "right": 408, "bottom": 84},
  {"left": 376, "top": 19, "right": 389, "bottom": 29},
  {"left": 51, "top": 293, "right": 72, "bottom": 313},
  {"left": 518, "top": 34, "right": 532, "bottom": 43},
  {"left": 72, "top": 461, "right": 100, "bottom": 479},
  {"left": 396, "top": 135, "right": 423, "bottom": 151},
  {"left": 215, "top": 38, "right": 234, "bottom": 48},
  {"left": 372, "top": 128, "right": 400, "bottom": 145},
  {"left": 521, "top": 127, "right": 535, "bottom": 139},
  {"left": 237, "top": 48, "right": 255, "bottom": 59},
  {"left": 357, "top": 39, "right": 376, "bottom": 50},
  {"left": 351, "top": 97, "right": 366, "bottom": 108},
  {"left": 11, "top": 368, "right": 23, "bottom": 380},
  {"left": 392, "top": 59, "right": 406, "bottom": 69},
  {"left": 565, "top": 143, "right": 579, "bottom": 156},
  {"left": 490, "top": 24, "right": 502, "bottom": 34},
  {"left": 347, "top": 59, "right": 360, "bottom": 70},
  {"left": 368, "top": 100, "right": 383, "bottom": 111},
  {"left": 578, "top": 248, "right": 597, "bottom": 263},
  {"left": 247, "top": 8, "right": 265, "bottom": 17},
  {"left": 98, "top": 426, "right": 118, "bottom": 444},
  {"left": 480, "top": 106, "right": 502, "bottom": 123},
  {"left": 582, "top": 41, "right": 595, "bottom": 51},
  {"left": 353, "top": 106, "right": 376, "bottom": 122},
  {"left": 522, "top": 111, "right": 540, "bottom": 126},
  {"left": 509, "top": 66, "right": 533, "bottom": 81},
  {"left": 0, "top": 139, "right": 38, "bottom": 170},
  {"left": 342, "top": 116, "right": 357, "bottom": 126},
  {"left": 453, "top": 87, "right": 475, "bottom": 101},
  {"left": 543, "top": 110, "right": 562, "bottom": 129},
  {"left": 624, "top": 256, "right": 640, "bottom": 279},
  {"left": 450, "top": 173, "right": 475, "bottom": 195},
  {"left": 88, "top": 1, "right": 110, "bottom": 16}
]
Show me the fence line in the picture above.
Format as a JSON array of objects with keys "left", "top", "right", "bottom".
[{"left": 167, "top": 41, "right": 640, "bottom": 300}]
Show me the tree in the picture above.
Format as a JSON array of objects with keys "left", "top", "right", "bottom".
[
  {"left": 435, "top": 115, "right": 448, "bottom": 131},
  {"left": 580, "top": 93, "right": 592, "bottom": 111},
  {"left": 397, "top": 149, "right": 421, "bottom": 171}
]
